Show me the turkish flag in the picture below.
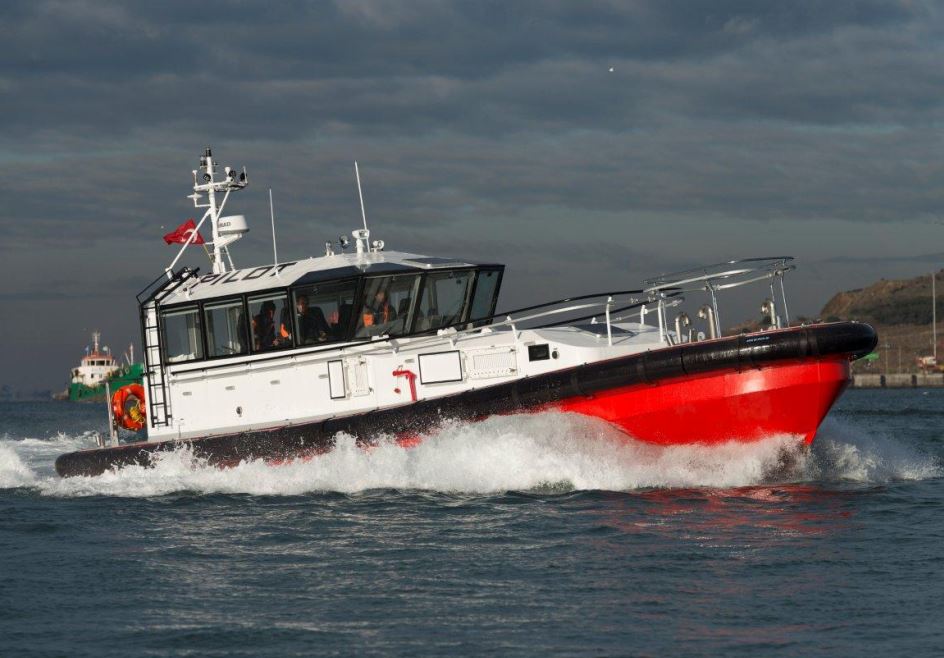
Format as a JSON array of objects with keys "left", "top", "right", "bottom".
[{"left": 163, "top": 219, "right": 206, "bottom": 245}]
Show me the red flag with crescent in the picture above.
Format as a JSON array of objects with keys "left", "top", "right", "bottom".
[{"left": 163, "top": 219, "right": 206, "bottom": 245}]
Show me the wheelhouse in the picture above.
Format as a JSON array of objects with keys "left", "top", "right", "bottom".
[{"left": 150, "top": 258, "right": 504, "bottom": 367}]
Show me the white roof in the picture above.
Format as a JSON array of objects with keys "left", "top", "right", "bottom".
[{"left": 161, "top": 250, "right": 489, "bottom": 305}]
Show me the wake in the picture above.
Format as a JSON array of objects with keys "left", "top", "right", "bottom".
[{"left": 0, "top": 412, "right": 939, "bottom": 498}]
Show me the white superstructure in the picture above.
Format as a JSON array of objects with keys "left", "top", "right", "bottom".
[{"left": 71, "top": 332, "right": 119, "bottom": 387}]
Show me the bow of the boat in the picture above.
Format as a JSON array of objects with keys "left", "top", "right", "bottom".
[{"left": 557, "top": 322, "right": 877, "bottom": 446}]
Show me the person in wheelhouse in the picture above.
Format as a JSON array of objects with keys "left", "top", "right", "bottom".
[
  {"left": 252, "top": 300, "right": 280, "bottom": 351},
  {"left": 362, "top": 289, "right": 397, "bottom": 328},
  {"left": 289, "top": 295, "right": 331, "bottom": 345}
]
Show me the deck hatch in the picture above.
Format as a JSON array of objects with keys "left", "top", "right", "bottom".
[
  {"left": 345, "top": 358, "right": 371, "bottom": 396},
  {"left": 418, "top": 351, "right": 463, "bottom": 384},
  {"left": 464, "top": 347, "right": 517, "bottom": 380}
]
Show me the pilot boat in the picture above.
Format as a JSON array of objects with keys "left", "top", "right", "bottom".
[{"left": 55, "top": 148, "right": 876, "bottom": 477}]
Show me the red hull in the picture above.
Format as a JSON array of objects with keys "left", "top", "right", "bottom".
[{"left": 556, "top": 357, "right": 850, "bottom": 446}]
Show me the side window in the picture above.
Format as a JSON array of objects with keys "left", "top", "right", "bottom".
[
  {"left": 468, "top": 269, "right": 502, "bottom": 327},
  {"left": 354, "top": 275, "right": 420, "bottom": 338},
  {"left": 248, "top": 293, "right": 291, "bottom": 352},
  {"left": 204, "top": 299, "right": 248, "bottom": 358},
  {"left": 291, "top": 280, "right": 358, "bottom": 345},
  {"left": 415, "top": 270, "right": 474, "bottom": 333},
  {"left": 162, "top": 307, "right": 204, "bottom": 363}
]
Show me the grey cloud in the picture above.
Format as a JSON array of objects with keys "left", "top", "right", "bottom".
[
  {"left": 822, "top": 251, "right": 944, "bottom": 265},
  {"left": 1, "top": 1, "right": 938, "bottom": 141},
  {"left": 0, "top": 0, "right": 942, "bottom": 391}
]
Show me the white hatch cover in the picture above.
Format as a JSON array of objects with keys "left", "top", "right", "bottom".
[
  {"left": 418, "top": 351, "right": 463, "bottom": 385},
  {"left": 345, "top": 357, "right": 371, "bottom": 396},
  {"left": 463, "top": 346, "right": 517, "bottom": 380}
]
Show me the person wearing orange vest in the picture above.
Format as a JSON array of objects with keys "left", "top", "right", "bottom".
[
  {"left": 362, "top": 289, "right": 396, "bottom": 327},
  {"left": 253, "top": 300, "right": 279, "bottom": 350}
]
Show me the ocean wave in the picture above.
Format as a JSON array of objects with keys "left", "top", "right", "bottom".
[
  {"left": 0, "top": 444, "right": 37, "bottom": 489},
  {"left": 0, "top": 412, "right": 939, "bottom": 497},
  {"left": 809, "top": 418, "right": 941, "bottom": 482}
]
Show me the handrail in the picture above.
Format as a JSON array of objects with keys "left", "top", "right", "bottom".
[
  {"left": 159, "top": 252, "right": 790, "bottom": 374},
  {"left": 136, "top": 266, "right": 198, "bottom": 305},
  {"left": 484, "top": 288, "right": 648, "bottom": 321},
  {"left": 644, "top": 257, "right": 794, "bottom": 292},
  {"left": 644, "top": 256, "right": 796, "bottom": 333},
  {"left": 360, "top": 293, "right": 656, "bottom": 356},
  {"left": 494, "top": 298, "right": 635, "bottom": 328},
  {"left": 346, "top": 293, "right": 690, "bottom": 359},
  {"left": 166, "top": 289, "right": 662, "bottom": 374},
  {"left": 711, "top": 267, "right": 794, "bottom": 292},
  {"left": 542, "top": 294, "right": 684, "bottom": 329}
]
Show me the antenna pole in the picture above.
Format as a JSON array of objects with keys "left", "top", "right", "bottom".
[
  {"left": 205, "top": 150, "right": 224, "bottom": 274},
  {"left": 933, "top": 271, "right": 937, "bottom": 361},
  {"left": 269, "top": 188, "right": 279, "bottom": 269},
  {"left": 355, "top": 161, "right": 368, "bottom": 232}
]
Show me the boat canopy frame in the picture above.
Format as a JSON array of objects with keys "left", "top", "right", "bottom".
[{"left": 644, "top": 257, "right": 796, "bottom": 339}]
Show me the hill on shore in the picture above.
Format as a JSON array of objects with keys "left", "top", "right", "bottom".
[
  {"left": 820, "top": 270, "right": 942, "bottom": 370},
  {"left": 821, "top": 270, "right": 943, "bottom": 327}
]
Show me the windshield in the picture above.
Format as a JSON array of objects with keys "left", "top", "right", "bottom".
[
  {"left": 354, "top": 274, "right": 421, "bottom": 338},
  {"left": 291, "top": 280, "right": 358, "bottom": 345},
  {"left": 415, "top": 270, "right": 474, "bottom": 332}
]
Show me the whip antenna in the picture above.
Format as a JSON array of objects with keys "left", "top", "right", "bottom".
[
  {"left": 268, "top": 188, "right": 279, "bottom": 274},
  {"left": 355, "top": 161, "right": 368, "bottom": 232}
]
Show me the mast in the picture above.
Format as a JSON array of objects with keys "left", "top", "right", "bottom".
[
  {"left": 934, "top": 271, "right": 938, "bottom": 361},
  {"left": 269, "top": 188, "right": 279, "bottom": 269},
  {"left": 355, "top": 161, "right": 368, "bottom": 233},
  {"left": 352, "top": 161, "right": 371, "bottom": 255},
  {"left": 181, "top": 147, "right": 249, "bottom": 275},
  {"left": 207, "top": 152, "right": 222, "bottom": 272}
]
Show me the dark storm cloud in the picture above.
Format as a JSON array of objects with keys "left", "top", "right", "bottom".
[
  {"left": 1, "top": 0, "right": 938, "bottom": 139},
  {"left": 824, "top": 250, "right": 944, "bottom": 265},
  {"left": 0, "top": 0, "right": 942, "bottom": 390}
]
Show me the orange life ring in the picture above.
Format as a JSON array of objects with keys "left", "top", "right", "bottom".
[{"left": 111, "top": 384, "right": 147, "bottom": 431}]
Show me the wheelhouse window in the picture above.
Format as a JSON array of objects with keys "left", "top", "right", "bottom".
[
  {"left": 354, "top": 274, "right": 421, "bottom": 338},
  {"left": 248, "top": 293, "right": 291, "bottom": 352},
  {"left": 415, "top": 270, "right": 474, "bottom": 333},
  {"left": 292, "top": 280, "right": 358, "bottom": 345},
  {"left": 204, "top": 298, "right": 248, "bottom": 358},
  {"left": 162, "top": 307, "right": 204, "bottom": 363},
  {"left": 468, "top": 269, "right": 502, "bottom": 327}
]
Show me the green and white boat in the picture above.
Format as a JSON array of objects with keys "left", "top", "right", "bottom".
[{"left": 66, "top": 332, "right": 143, "bottom": 402}]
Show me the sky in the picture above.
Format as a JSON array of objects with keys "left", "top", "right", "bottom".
[{"left": 0, "top": 0, "right": 942, "bottom": 392}]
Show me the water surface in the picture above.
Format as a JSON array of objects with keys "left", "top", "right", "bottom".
[{"left": 1, "top": 390, "right": 942, "bottom": 656}]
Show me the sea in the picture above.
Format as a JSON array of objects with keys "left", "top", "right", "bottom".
[{"left": 1, "top": 389, "right": 941, "bottom": 657}]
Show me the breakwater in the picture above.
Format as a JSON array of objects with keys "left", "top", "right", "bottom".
[{"left": 853, "top": 373, "right": 944, "bottom": 388}]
